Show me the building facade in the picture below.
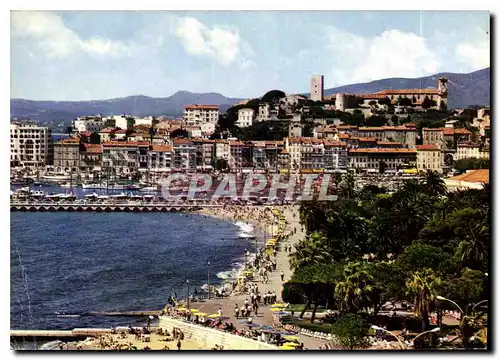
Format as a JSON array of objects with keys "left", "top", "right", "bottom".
[
  {"left": 416, "top": 144, "right": 443, "bottom": 173},
  {"left": 73, "top": 116, "right": 105, "bottom": 133},
  {"left": 184, "top": 105, "right": 220, "bottom": 125},
  {"left": 173, "top": 138, "right": 197, "bottom": 170},
  {"left": 236, "top": 108, "right": 256, "bottom": 128},
  {"left": 348, "top": 148, "right": 417, "bottom": 173},
  {"left": 53, "top": 138, "right": 81, "bottom": 172},
  {"left": 10, "top": 122, "right": 53, "bottom": 169}
]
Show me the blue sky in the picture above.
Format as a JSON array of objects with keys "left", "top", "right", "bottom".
[{"left": 11, "top": 10, "right": 490, "bottom": 101}]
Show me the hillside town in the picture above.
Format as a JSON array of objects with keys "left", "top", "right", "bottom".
[{"left": 10, "top": 75, "right": 490, "bottom": 190}]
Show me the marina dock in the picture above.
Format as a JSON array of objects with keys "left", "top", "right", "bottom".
[{"left": 10, "top": 202, "right": 224, "bottom": 212}]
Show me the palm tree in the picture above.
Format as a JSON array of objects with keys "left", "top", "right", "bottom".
[
  {"left": 288, "top": 232, "right": 329, "bottom": 270},
  {"left": 454, "top": 220, "right": 488, "bottom": 271},
  {"left": 422, "top": 170, "right": 447, "bottom": 197},
  {"left": 335, "top": 262, "right": 374, "bottom": 314},
  {"left": 406, "top": 269, "right": 442, "bottom": 330}
]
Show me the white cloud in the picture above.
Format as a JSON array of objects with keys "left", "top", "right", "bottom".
[
  {"left": 174, "top": 16, "right": 251, "bottom": 67},
  {"left": 326, "top": 27, "right": 440, "bottom": 85},
  {"left": 455, "top": 40, "right": 490, "bottom": 70},
  {"left": 11, "top": 11, "right": 132, "bottom": 58}
]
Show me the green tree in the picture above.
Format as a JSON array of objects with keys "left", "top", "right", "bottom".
[
  {"left": 335, "top": 262, "right": 374, "bottom": 314},
  {"left": 261, "top": 90, "right": 286, "bottom": 104},
  {"left": 331, "top": 313, "right": 370, "bottom": 350},
  {"left": 171, "top": 128, "right": 188, "bottom": 138},
  {"left": 378, "top": 97, "right": 391, "bottom": 106},
  {"left": 398, "top": 97, "right": 413, "bottom": 107},
  {"left": 422, "top": 97, "right": 438, "bottom": 110},
  {"left": 421, "top": 170, "right": 447, "bottom": 197},
  {"left": 406, "top": 269, "right": 442, "bottom": 330},
  {"left": 89, "top": 132, "right": 101, "bottom": 144}
]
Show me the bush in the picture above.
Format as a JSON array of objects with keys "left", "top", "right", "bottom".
[{"left": 330, "top": 313, "right": 370, "bottom": 349}]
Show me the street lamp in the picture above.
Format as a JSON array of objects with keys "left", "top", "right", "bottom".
[
  {"left": 207, "top": 261, "right": 211, "bottom": 300},
  {"left": 471, "top": 300, "right": 488, "bottom": 311},
  {"left": 186, "top": 279, "right": 190, "bottom": 310},
  {"left": 411, "top": 327, "right": 440, "bottom": 346},
  {"left": 371, "top": 325, "right": 405, "bottom": 349},
  {"left": 436, "top": 295, "right": 464, "bottom": 315}
]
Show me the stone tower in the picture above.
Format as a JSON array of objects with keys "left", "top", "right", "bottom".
[{"left": 310, "top": 75, "right": 324, "bottom": 102}]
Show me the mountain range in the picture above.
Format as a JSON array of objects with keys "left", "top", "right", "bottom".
[{"left": 11, "top": 68, "right": 489, "bottom": 126}]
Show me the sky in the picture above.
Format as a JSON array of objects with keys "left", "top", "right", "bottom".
[{"left": 10, "top": 10, "right": 490, "bottom": 101}]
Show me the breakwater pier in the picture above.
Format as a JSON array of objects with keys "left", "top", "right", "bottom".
[{"left": 10, "top": 202, "right": 224, "bottom": 213}]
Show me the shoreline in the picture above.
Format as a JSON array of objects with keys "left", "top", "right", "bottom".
[{"left": 193, "top": 206, "right": 273, "bottom": 296}]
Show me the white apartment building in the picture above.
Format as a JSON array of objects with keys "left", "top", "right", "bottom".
[
  {"left": 456, "top": 142, "right": 481, "bottom": 161},
  {"left": 236, "top": 108, "right": 255, "bottom": 128},
  {"left": 416, "top": 145, "right": 443, "bottom": 173},
  {"left": 102, "top": 115, "right": 129, "bottom": 130},
  {"left": 10, "top": 122, "right": 52, "bottom": 169},
  {"left": 214, "top": 140, "right": 230, "bottom": 162},
  {"left": 73, "top": 116, "right": 105, "bottom": 133},
  {"left": 184, "top": 105, "right": 220, "bottom": 125}
]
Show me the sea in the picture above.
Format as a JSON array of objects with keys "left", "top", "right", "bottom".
[{"left": 10, "top": 209, "right": 262, "bottom": 334}]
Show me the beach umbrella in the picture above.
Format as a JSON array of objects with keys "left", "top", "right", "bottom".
[
  {"left": 274, "top": 311, "right": 289, "bottom": 316},
  {"left": 271, "top": 303, "right": 286, "bottom": 308},
  {"left": 282, "top": 342, "right": 298, "bottom": 347},
  {"left": 269, "top": 308, "right": 283, "bottom": 312},
  {"left": 258, "top": 325, "right": 275, "bottom": 331},
  {"left": 280, "top": 331, "right": 297, "bottom": 336},
  {"left": 246, "top": 323, "right": 261, "bottom": 328},
  {"left": 283, "top": 335, "right": 300, "bottom": 341},
  {"left": 207, "top": 313, "right": 220, "bottom": 318},
  {"left": 189, "top": 309, "right": 199, "bottom": 313},
  {"left": 196, "top": 312, "right": 207, "bottom": 317}
]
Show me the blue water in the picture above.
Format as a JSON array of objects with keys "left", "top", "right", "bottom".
[{"left": 10, "top": 212, "right": 260, "bottom": 330}]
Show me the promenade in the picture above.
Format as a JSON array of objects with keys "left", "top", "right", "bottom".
[{"left": 190, "top": 205, "right": 328, "bottom": 349}]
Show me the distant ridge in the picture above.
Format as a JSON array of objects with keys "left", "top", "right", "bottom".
[
  {"left": 11, "top": 68, "right": 489, "bottom": 125},
  {"left": 323, "top": 68, "right": 490, "bottom": 109},
  {"left": 10, "top": 91, "right": 243, "bottom": 124}
]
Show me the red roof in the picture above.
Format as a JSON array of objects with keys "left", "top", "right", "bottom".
[
  {"left": 338, "top": 134, "right": 350, "bottom": 139},
  {"left": 417, "top": 144, "right": 440, "bottom": 151},
  {"left": 359, "top": 137, "right": 377, "bottom": 142},
  {"left": 441, "top": 128, "right": 454, "bottom": 135},
  {"left": 454, "top": 128, "right": 471, "bottom": 135},
  {"left": 151, "top": 145, "right": 173, "bottom": 152},
  {"left": 100, "top": 127, "right": 115, "bottom": 134},
  {"left": 80, "top": 131, "right": 92, "bottom": 137},
  {"left": 377, "top": 141, "right": 403, "bottom": 146},
  {"left": 173, "top": 138, "right": 193, "bottom": 144},
  {"left": 82, "top": 144, "right": 103, "bottom": 154},
  {"left": 185, "top": 104, "right": 219, "bottom": 110},
  {"left": 349, "top": 148, "right": 416, "bottom": 154},
  {"left": 103, "top": 141, "right": 140, "bottom": 147}
]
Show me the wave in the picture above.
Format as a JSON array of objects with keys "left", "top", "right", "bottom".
[
  {"left": 235, "top": 221, "right": 255, "bottom": 238},
  {"left": 234, "top": 221, "right": 254, "bottom": 234}
]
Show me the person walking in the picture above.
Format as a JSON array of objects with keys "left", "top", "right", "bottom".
[
  {"left": 234, "top": 304, "right": 240, "bottom": 319},
  {"left": 177, "top": 340, "right": 182, "bottom": 351},
  {"left": 280, "top": 270, "right": 284, "bottom": 282}
]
